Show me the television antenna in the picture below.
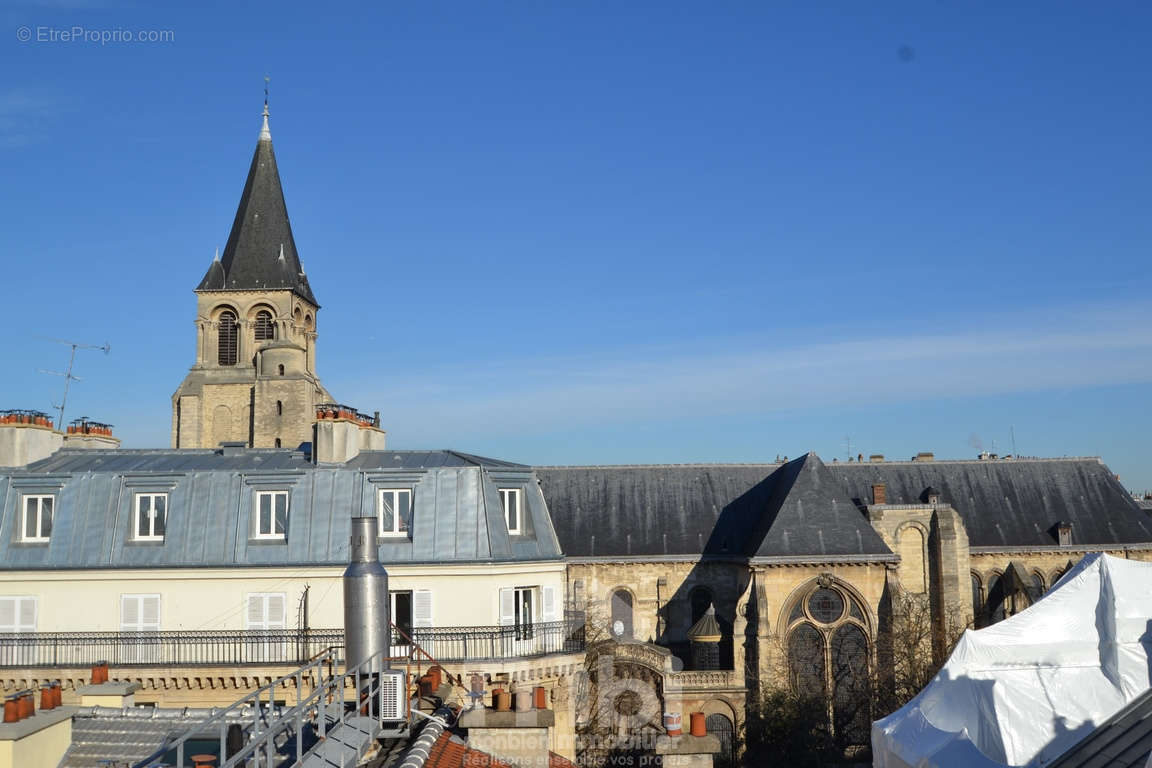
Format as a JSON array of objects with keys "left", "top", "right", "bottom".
[{"left": 36, "top": 337, "right": 111, "bottom": 430}]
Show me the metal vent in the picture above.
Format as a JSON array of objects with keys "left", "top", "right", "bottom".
[{"left": 379, "top": 669, "right": 406, "bottom": 721}]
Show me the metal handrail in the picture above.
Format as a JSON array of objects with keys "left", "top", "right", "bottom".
[
  {"left": 130, "top": 648, "right": 340, "bottom": 768},
  {"left": 0, "top": 621, "right": 585, "bottom": 667},
  {"left": 132, "top": 648, "right": 408, "bottom": 768}
]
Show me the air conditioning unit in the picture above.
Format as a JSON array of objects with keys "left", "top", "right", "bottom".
[{"left": 379, "top": 668, "right": 407, "bottom": 722}]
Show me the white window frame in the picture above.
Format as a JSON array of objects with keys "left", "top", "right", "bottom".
[
  {"left": 500, "top": 586, "right": 537, "bottom": 636},
  {"left": 0, "top": 596, "right": 37, "bottom": 633},
  {"left": 499, "top": 488, "right": 522, "bottom": 535},
  {"left": 254, "top": 490, "right": 289, "bottom": 540},
  {"left": 134, "top": 492, "right": 168, "bottom": 541},
  {"left": 21, "top": 495, "right": 54, "bottom": 543},
  {"left": 377, "top": 488, "right": 412, "bottom": 537}
]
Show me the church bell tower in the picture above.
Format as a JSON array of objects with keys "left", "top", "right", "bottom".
[{"left": 171, "top": 101, "right": 333, "bottom": 449}]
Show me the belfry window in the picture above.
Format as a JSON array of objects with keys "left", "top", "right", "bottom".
[
  {"left": 218, "top": 310, "right": 238, "bottom": 366},
  {"left": 254, "top": 310, "right": 275, "bottom": 341}
]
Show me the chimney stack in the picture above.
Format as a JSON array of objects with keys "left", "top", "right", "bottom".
[
  {"left": 872, "top": 484, "right": 887, "bottom": 505},
  {"left": 344, "top": 517, "right": 390, "bottom": 671},
  {"left": 0, "top": 410, "right": 63, "bottom": 467}
]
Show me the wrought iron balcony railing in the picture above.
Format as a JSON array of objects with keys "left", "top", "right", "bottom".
[{"left": 0, "top": 621, "right": 586, "bottom": 669}]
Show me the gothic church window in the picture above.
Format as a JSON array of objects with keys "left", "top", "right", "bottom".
[{"left": 784, "top": 579, "right": 871, "bottom": 749}]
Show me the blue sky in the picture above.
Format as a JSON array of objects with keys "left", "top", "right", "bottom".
[{"left": 2, "top": 1, "right": 1151, "bottom": 490}]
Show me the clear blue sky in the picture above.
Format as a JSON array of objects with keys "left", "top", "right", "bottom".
[{"left": 2, "top": 1, "right": 1151, "bottom": 490}]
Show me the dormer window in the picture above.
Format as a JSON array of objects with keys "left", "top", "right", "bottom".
[
  {"left": 218, "top": 310, "right": 238, "bottom": 366},
  {"left": 254, "top": 310, "right": 275, "bottom": 341},
  {"left": 499, "top": 488, "right": 522, "bottom": 535},
  {"left": 21, "top": 495, "right": 53, "bottom": 543},
  {"left": 1057, "top": 521, "right": 1072, "bottom": 546},
  {"left": 378, "top": 488, "right": 412, "bottom": 537},
  {"left": 254, "top": 491, "right": 288, "bottom": 539},
  {"left": 134, "top": 493, "right": 167, "bottom": 541}
]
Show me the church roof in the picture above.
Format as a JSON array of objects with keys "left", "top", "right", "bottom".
[
  {"left": 826, "top": 458, "right": 1152, "bottom": 548},
  {"left": 197, "top": 106, "right": 318, "bottom": 306},
  {"left": 534, "top": 453, "right": 894, "bottom": 560},
  {"left": 536, "top": 455, "right": 1152, "bottom": 559}
]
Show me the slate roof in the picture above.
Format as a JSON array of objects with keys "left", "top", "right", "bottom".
[
  {"left": 535, "top": 453, "right": 894, "bottom": 560},
  {"left": 196, "top": 110, "right": 317, "bottom": 305},
  {"left": 0, "top": 449, "right": 560, "bottom": 570},
  {"left": 536, "top": 455, "right": 1152, "bottom": 559},
  {"left": 826, "top": 458, "right": 1152, "bottom": 548},
  {"left": 24, "top": 448, "right": 525, "bottom": 474}
]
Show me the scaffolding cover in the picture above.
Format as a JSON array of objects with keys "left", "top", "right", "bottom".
[{"left": 872, "top": 553, "right": 1152, "bottom": 768}]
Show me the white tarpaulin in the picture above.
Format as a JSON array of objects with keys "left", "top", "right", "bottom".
[{"left": 873, "top": 553, "right": 1152, "bottom": 768}]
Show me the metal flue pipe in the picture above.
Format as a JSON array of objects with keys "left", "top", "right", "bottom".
[{"left": 343, "top": 516, "right": 390, "bottom": 671}]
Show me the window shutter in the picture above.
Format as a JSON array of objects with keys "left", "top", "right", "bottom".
[
  {"left": 542, "top": 586, "right": 558, "bottom": 622},
  {"left": 18, "top": 598, "right": 35, "bottom": 632},
  {"left": 121, "top": 595, "right": 140, "bottom": 630},
  {"left": 141, "top": 596, "right": 160, "bottom": 630},
  {"left": 267, "top": 594, "right": 286, "bottom": 628},
  {"left": 0, "top": 599, "right": 15, "bottom": 632},
  {"left": 499, "top": 588, "right": 515, "bottom": 626},
  {"left": 247, "top": 594, "right": 265, "bottom": 629},
  {"left": 413, "top": 590, "right": 433, "bottom": 628}
]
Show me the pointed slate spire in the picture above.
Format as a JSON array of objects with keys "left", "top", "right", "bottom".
[{"left": 196, "top": 100, "right": 318, "bottom": 306}]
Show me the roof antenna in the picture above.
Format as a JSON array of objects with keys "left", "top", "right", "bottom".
[{"left": 36, "top": 337, "right": 111, "bottom": 430}]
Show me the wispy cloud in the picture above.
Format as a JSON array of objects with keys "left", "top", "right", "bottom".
[
  {"left": 336, "top": 303, "right": 1152, "bottom": 441},
  {"left": 0, "top": 89, "right": 59, "bottom": 150}
]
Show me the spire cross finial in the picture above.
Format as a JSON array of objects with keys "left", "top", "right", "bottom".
[{"left": 259, "top": 76, "right": 272, "bottom": 141}]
